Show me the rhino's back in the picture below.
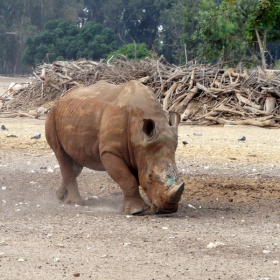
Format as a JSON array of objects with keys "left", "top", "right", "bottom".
[
  {"left": 63, "top": 80, "right": 164, "bottom": 117},
  {"left": 47, "top": 80, "right": 166, "bottom": 170}
]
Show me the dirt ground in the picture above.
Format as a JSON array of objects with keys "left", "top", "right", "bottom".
[{"left": 0, "top": 78, "right": 280, "bottom": 279}]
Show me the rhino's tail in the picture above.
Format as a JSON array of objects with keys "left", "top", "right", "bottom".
[{"left": 45, "top": 105, "right": 62, "bottom": 152}]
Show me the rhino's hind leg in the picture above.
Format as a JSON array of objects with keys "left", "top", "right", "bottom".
[
  {"left": 55, "top": 161, "right": 83, "bottom": 204},
  {"left": 61, "top": 160, "right": 84, "bottom": 205},
  {"left": 52, "top": 149, "right": 84, "bottom": 205},
  {"left": 46, "top": 109, "right": 84, "bottom": 205},
  {"left": 56, "top": 183, "right": 67, "bottom": 201},
  {"left": 101, "top": 153, "right": 149, "bottom": 214}
]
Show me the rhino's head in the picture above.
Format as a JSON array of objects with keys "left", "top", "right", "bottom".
[{"left": 134, "top": 111, "right": 184, "bottom": 214}]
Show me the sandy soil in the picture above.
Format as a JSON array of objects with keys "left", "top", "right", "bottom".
[
  {"left": 0, "top": 115, "right": 279, "bottom": 280},
  {"left": 0, "top": 75, "right": 279, "bottom": 280}
]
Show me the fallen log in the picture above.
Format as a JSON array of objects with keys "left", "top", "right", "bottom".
[
  {"left": 243, "top": 106, "right": 271, "bottom": 115},
  {"left": 205, "top": 116, "right": 276, "bottom": 127},
  {"left": 163, "top": 82, "right": 177, "bottom": 110},
  {"left": 213, "top": 104, "right": 244, "bottom": 116},
  {"left": 169, "top": 86, "right": 199, "bottom": 113},
  {"left": 235, "top": 91, "right": 261, "bottom": 109}
]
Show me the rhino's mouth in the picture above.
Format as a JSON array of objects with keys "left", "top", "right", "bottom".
[{"left": 151, "top": 202, "right": 179, "bottom": 214}]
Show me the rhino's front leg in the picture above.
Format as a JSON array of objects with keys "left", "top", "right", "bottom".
[{"left": 101, "top": 153, "right": 148, "bottom": 214}]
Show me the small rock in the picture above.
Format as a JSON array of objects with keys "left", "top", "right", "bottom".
[
  {"left": 207, "top": 242, "right": 225, "bottom": 249},
  {"left": 188, "top": 204, "right": 196, "bottom": 209},
  {"left": 0, "top": 241, "right": 8, "bottom": 246},
  {"left": 85, "top": 196, "right": 99, "bottom": 201},
  {"left": 47, "top": 167, "right": 54, "bottom": 173},
  {"left": 162, "top": 227, "right": 168, "bottom": 230},
  {"left": 54, "top": 258, "right": 60, "bottom": 262},
  {"left": 17, "top": 258, "right": 25, "bottom": 262},
  {"left": 73, "top": 272, "right": 80, "bottom": 277},
  {"left": 123, "top": 243, "right": 131, "bottom": 246},
  {"left": 1, "top": 186, "right": 6, "bottom": 190},
  {"left": 0, "top": 252, "right": 6, "bottom": 257},
  {"left": 272, "top": 260, "right": 279, "bottom": 264},
  {"left": 263, "top": 250, "right": 270, "bottom": 254}
]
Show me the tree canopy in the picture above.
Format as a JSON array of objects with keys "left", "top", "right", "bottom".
[
  {"left": 0, "top": 0, "right": 280, "bottom": 74},
  {"left": 22, "top": 20, "right": 117, "bottom": 66}
]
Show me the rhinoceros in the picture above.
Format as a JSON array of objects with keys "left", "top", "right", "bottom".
[{"left": 45, "top": 80, "right": 184, "bottom": 214}]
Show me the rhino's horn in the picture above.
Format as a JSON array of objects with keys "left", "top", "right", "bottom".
[{"left": 167, "top": 182, "right": 185, "bottom": 203}]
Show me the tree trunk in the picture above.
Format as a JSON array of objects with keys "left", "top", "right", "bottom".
[{"left": 255, "top": 27, "right": 267, "bottom": 69}]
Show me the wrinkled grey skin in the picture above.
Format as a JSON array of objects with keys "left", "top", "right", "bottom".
[{"left": 45, "top": 80, "right": 184, "bottom": 214}]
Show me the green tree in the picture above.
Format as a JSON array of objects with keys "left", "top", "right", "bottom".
[
  {"left": 194, "top": 0, "right": 254, "bottom": 65},
  {"left": 22, "top": 20, "right": 117, "bottom": 66},
  {"left": 0, "top": 0, "right": 83, "bottom": 74},
  {"left": 248, "top": 0, "right": 280, "bottom": 68},
  {"left": 158, "top": 0, "right": 202, "bottom": 64},
  {"left": 84, "top": 0, "right": 173, "bottom": 49}
]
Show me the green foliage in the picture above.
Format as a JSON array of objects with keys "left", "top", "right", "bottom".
[
  {"left": 274, "top": 59, "right": 280, "bottom": 69},
  {"left": 2, "top": 0, "right": 280, "bottom": 74},
  {"left": 84, "top": 0, "right": 174, "bottom": 48},
  {"left": 252, "top": 0, "right": 280, "bottom": 28},
  {"left": 0, "top": 0, "right": 83, "bottom": 74},
  {"left": 194, "top": 0, "right": 255, "bottom": 64},
  {"left": 158, "top": 1, "right": 203, "bottom": 64},
  {"left": 107, "top": 43, "right": 151, "bottom": 60},
  {"left": 246, "top": 0, "right": 280, "bottom": 41},
  {"left": 22, "top": 20, "right": 117, "bottom": 66}
]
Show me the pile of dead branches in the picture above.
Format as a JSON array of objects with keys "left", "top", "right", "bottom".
[{"left": 1, "top": 57, "right": 280, "bottom": 127}]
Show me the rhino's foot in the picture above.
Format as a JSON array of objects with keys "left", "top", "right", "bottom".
[
  {"left": 124, "top": 198, "right": 149, "bottom": 215},
  {"left": 64, "top": 195, "right": 85, "bottom": 206},
  {"left": 56, "top": 187, "right": 67, "bottom": 201},
  {"left": 133, "top": 208, "right": 156, "bottom": 216}
]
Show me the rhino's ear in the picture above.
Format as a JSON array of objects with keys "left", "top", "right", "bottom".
[
  {"left": 143, "top": 119, "right": 155, "bottom": 138},
  {"left": 169, "top": 111, "right": 181, "bottom": 132}
]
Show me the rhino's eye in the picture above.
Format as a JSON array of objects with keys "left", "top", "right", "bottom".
[
  {"left": 143, "top": 119, "right": 155, "bottom": 138},
  {"left": 147, "top": 172, "right": 153, "bottom": 182}
]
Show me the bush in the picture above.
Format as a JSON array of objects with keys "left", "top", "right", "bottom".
[{"left": 107, "top": 43, "right": 151, "bottom": 60}]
